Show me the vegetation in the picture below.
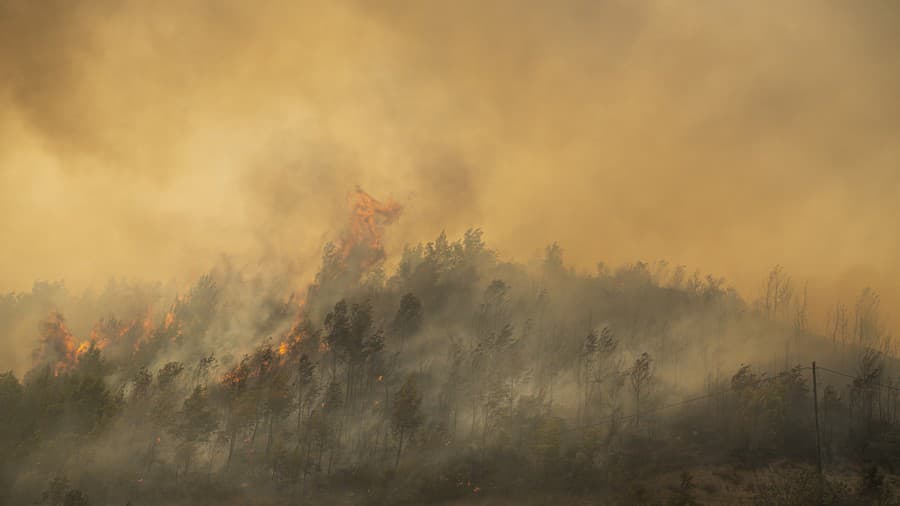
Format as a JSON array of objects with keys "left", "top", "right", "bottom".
[{"left": 1, "top": 229, "right": 899, "bottom": 505}]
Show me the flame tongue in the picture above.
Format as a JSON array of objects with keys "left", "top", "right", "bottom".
[
  {"left": 89, "top": 317, "right": 134, "bottom": 351},
  {"left": 339, "top": 188, "right": 402, "bottom": 269},
  {"left": 36, "top": 312, "right": 143, "bottom": 374},
  {"left": 30, "top": 190, "right": 401, "bottom": 375},
  {"left": 34, "top": 312, "right": 82, "bottom": 375}
]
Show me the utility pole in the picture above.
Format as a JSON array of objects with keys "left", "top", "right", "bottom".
[{"left": 812, "top": 361, "right": 824, "bottom": 500}]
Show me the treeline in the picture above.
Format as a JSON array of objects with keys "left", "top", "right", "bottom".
[{"left": 1, "top": 230, "right": 898, "bottom": 505}]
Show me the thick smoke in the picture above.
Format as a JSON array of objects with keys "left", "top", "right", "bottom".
[{"left": 1, "top": 0, "right": 899, "bottom": 411}]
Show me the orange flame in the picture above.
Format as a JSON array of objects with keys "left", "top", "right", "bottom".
[
  {"left": 88, "top": 317, "right": 135, "bottom": 351},
  {"left": 164, "top": 311, "right": 176, "bottom": 330},
  {"left": 338, "top": 188, "right": 402, "bottom": 269},
  {"left": 34, "top": 312, "right": 92, "bottom": 375},
  {"left": 75, "top": 341, "right": 91, "bottom": 357},
  {"left": 33, "top": 312, "right": 76, "bottom": 375},
  {"left": 275, "top": 295, "right": 309, "bottom": 359},
  {"left": 222, "top": 369, "right": 245, "bottom": 387},
  {"left": 142, "top": 311, "right": 154, "bottom": 333},
  {"left": 132, "top": 307, "right": 156, "bottom": 351}
]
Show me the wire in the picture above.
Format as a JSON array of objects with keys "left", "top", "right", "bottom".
[
  {"left": 559, "top": 366, "right": 810, "bottom": 435},
  {"left": 555, "top": 362, "right": 899, "bottom": 436},
  {"left": 816, "top": 365, "right": 900, "bottom": 392}
]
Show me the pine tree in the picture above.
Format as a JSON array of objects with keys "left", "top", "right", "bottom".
[
  {"left": 392, "top": 374, "right": 424, "bottom": 467},
  {"left": 392, "top": 293, "right": 423, "bottom": 349}
]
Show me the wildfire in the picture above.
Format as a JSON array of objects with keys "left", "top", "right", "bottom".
[
  {"left": 164, "top": 310, "right": 176, "bottom": 330},
  {"left": 275, "top": 295, "right": 309, "bottom": 359},
  {"left": 132, "top": 307, "right": 157, "bottom": 351},
  {"left": 88, "top": 322, "right": 109, "bottom": 348},
  {"left": 35, "top": 309, "right": 163, "bottom": 374},
  {"left": 33, "top": 312, "right": 94, "bottom": 375},
  {"left": 142, "top": 311, "right": 154, "bottom": 333},
  {"left": 338, "top": 188, "right": 402, "bottom": 269},
  {"left": 222, "top": 368, "right": 245, "bottom": 387},
  {"left": 88, "top": 316, "right": 138, "bottom": 351},
  {"left": 75, "top": 341, "right": 91, "bottom": 357},
  {"left": 29, "top": 190, "right": 400, "bottom": 381}
]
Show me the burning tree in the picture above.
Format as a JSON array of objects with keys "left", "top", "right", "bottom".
[
  {"left": 33, "top": 312, "right": 80, "bottom": 376},
  {"left": 341, "top": 188, "right": 403, "bottom": 267},
  {"left": 308, "top": 189, "right": 402, "bottom": 316}
]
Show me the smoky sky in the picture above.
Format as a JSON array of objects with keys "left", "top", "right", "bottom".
[{"left": 1, "top": 0, "right": 899, "bottom": 329}]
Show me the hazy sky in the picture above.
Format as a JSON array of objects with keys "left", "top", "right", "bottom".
[{"left": 1, "top": 0, "right": 898, "bottom": 329}]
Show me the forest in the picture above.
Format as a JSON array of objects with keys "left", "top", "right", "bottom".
[{"left": 2, "top": 192, "right": 900, "bottom": 506}]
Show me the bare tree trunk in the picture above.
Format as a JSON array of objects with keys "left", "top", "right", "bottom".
[
  {"left": 146, "top": 437, "right": 157, "bottom": 471},
  {"left": 226, "top": 428, "right": 237, "bottom": 471},
  {"left": 249, "top": 416, "right": 260, "bottom": 449},
  {"left": 346, "top": 363, "right": 353, "bottom": 406},
  {"left": 207, "top": 440, "right": 215, "bottom": 483},
  {"left": 300, "top": 425, "right": 313, "bottom": 493},
  {"left": 295, "top": 388, "right": 304, "bottom": 450},
  {"left": 265, "top": 414, "right": 275, "bottom": 458},
  {"left": 395, "top": 429, "right": 404, "bottom": 468},
  {"left": 453, "top": 408, "right": 458, "bottom": 444}
]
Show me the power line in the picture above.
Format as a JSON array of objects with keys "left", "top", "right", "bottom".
[
  {"left": 816, "top": 365, "right": 900, "bottom": 392},
  {"left": 557, "top": 362, "right": 899, "bottom": 437},
  {"left": 560, "top": 366, "right": 810, "bottom": 435}
]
